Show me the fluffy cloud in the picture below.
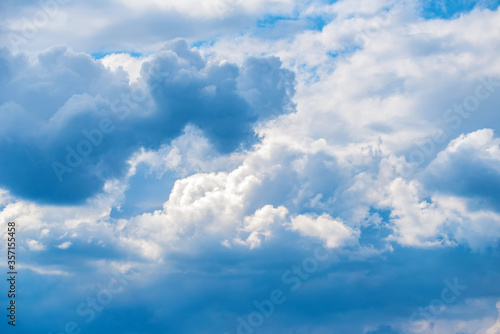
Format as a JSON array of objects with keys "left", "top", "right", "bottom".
[
  {"left": 2, "top": 0, "right": 500, "bottom": 333},
  {"left": 0, "top": 40, "right": 294, "bottom": 203},
  {"left": 423, "top": 129, "right": 500, "bottom": 211},
  {"left": 26, "top": 239, "right": 46, "bottom": 251},
  {"left": 233, "top": 204, "right": 289, "bottom": 249},
  {"left": 290, "top": 213, "right": 359, "bottom": 248}
]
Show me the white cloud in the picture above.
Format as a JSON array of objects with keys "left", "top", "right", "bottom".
[
  {"left": 290, "top": 213, "right": 359, "bottom": 248},
  {"left": 120, "top": 167, "right": 262, "bottom": 258},
  {"left": 56, "top": 241, "right": 72, "bottom": 249},
  {"left": 18, "top": 264, "right": 72, "bottom": 276},
  {"left": 426, "top": 129, "right": 500, "bottom": 175},
  {"left": 26, "top": 239, "right": 46, "bottom": 251},
  {"left": 381, "top": 178, "right": 451, "bottom": 247},
  {"left": 113, "top": 0, "right": 297, "bottom": 18},
  {"left": 233, "top": 205, "right": 288, "bottom": 249},
  {"left": 100, "top": 53, "right": 152, "bottom": 83},
  {"left": 487, "top": 302, "right": 500, "bottom": 334},
  {"left": 1, "top": 0, "right": 500, "bottom": 270}
]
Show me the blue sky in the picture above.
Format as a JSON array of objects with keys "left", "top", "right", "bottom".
[{"left": 1, "top": 0, "right": 500, "bottom": 333}]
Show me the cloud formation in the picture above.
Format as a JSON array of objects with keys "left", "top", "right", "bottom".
[
  {"left": 0, "top": 40, "right": 294, "bottom": 203},
  {"left": 2, "top": 0, "right": 500, "bottom": 333}
]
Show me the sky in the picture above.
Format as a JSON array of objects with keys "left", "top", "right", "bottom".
[{"left": 1, "top": 0, "right": 500, "bottom": 333}]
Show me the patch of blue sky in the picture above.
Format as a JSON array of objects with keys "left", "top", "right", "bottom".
[
  {"left": 306, "top": 15, "right": 331, "bottom": 31},
  {"left": 297, "top": 63, "right": 323, "bottom": 84},
  {"left": 359, "top": 224, "right": 393, "bottom": 248},
  {"left": 370, "top": 207, "right": 392, "bottom": 223},
  {"left": 420, "top": 0, "right": 500, "bottom": 19},
  {"left": 252, "top": 17, "right": 304, "bottom": 39},
  {"left": 90, "top": 51, "right": 143, "bottom": 60},
  {"left": 255, "top": 12, "right": 331, "bottom": 33},
  {"left": 191, "top": 39, "right": 215, "bottom": 49},
  {"left": 327, "top": 45, "right": 362, "bottom": 59},
  {"left": 256, "top": 14, "right": 299, "bottom": 29},
  {"left": 356, "top": 208, "right": 393, "bottom": 247},
  {"left": 110, "top": 164, "right": 176, "bottom": 219}
]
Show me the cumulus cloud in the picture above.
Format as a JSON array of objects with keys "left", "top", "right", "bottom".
[
  {"left": 26, "top": 239, "right": 45, "bottom": 251},
  {"left": 380, "top": 177, "right": 451, "bottom": 247},
  {"left": 3, "top": 1, "right": 500, "bottom": 333},
  {"left": 423, "top": 128, "right": 500, "bottom": 211},
  {"left": 233, "top": 204, "right": 288, "bottom": 248},
  {"left": 290, "top": 213, "right": 359, "bottom": 248},
  {"left": 0, "top": 40, "right": 294, "bottom": 203}
]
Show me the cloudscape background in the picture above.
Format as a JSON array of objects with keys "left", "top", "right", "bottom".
[{"left": 1, "top": 0, "right": 500, "bottom": 333}]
